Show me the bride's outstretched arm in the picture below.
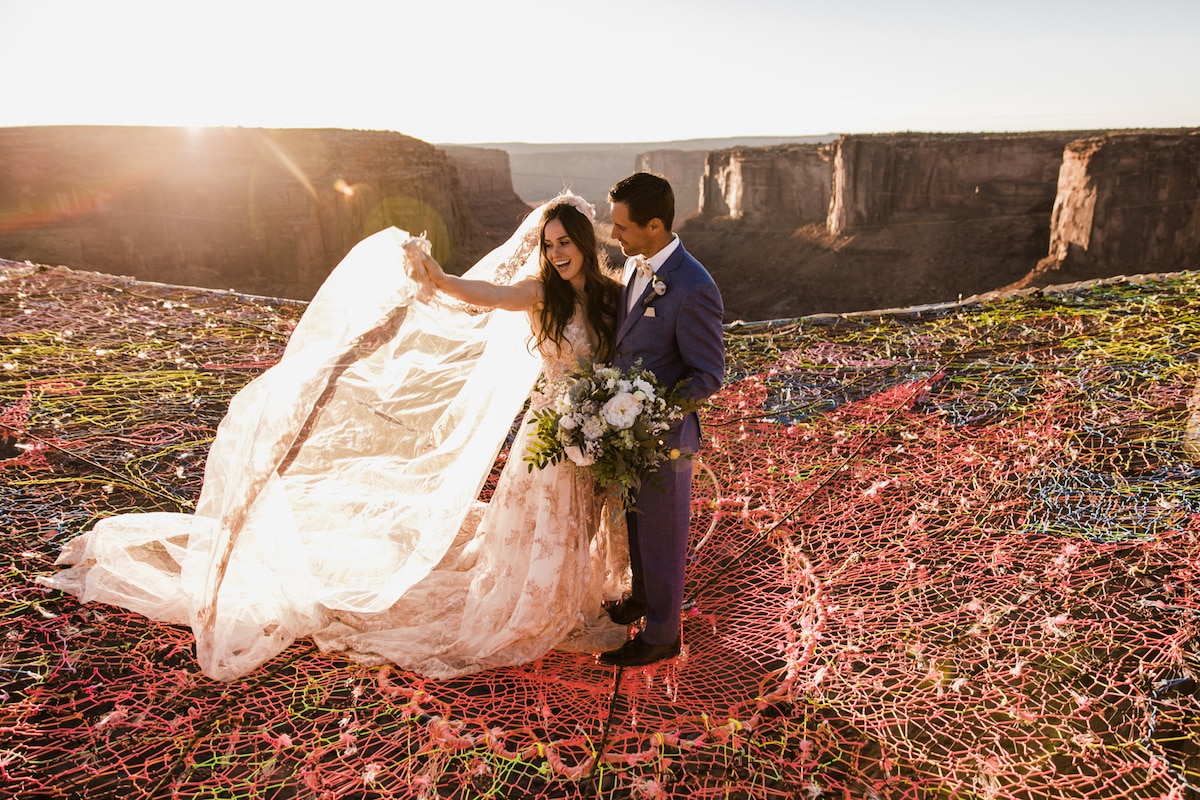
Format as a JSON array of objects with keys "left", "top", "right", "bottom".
[{"left": 406, "top": 244, "right": 541, "bottom": 312}]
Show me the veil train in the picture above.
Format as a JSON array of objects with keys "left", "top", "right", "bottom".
[{"left": 39, "top": 198, "right": 566, "bottom": 680}]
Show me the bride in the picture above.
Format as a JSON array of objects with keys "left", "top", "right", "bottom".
[{"left": 39, "top": 193, "right": 632, "bottom": 680}]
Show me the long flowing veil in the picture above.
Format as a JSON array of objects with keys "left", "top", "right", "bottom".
[{"left": 40, "top": 196, "right": 571, "bottom": 680}]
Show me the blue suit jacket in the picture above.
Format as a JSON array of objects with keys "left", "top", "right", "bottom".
[{"left": 614, "top": 242, "right": 725, "bottom": 448}]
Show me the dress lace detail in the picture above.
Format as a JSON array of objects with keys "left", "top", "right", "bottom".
[{"left": 544, "top": 313, "right": 592, "bottom": 379}]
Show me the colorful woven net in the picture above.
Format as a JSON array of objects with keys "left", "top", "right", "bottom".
[{"left": 2, "top": 260, "right": 1198, "bottom": 799}]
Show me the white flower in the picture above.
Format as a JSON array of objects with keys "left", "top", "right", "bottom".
[
  {"left": 581, "top": 417, "right": 606, "bottom": 440},
  {"left": 632, "top": 378, "right": 655, "bottom": 397},
  {"left": 602, "top": 392, "right": 643, "bottom": 430},
  {"left": 558, "top": 415, "right": 578, "bottom": 431},
  {"left": 565, "top": 445, "right": 594, "bottom": 466}
]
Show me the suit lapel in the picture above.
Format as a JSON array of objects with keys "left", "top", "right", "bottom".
[
  {"left": 617, "top": 289, "right": 642, "bottom": 343},
  {"left": 618, "top": 260, "right": 639, "bottom": 328}
]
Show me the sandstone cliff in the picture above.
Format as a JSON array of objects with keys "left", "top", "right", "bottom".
[
  {"left": 1021, "top": 130, "right": 1200, "bottom": 286},
  {"left": 827, "top": 132, "right": 1079, "bottom": 236},
  {"left": 5, "top": 126, "right": 1197, "bottom": 323},
  {"left": 484, "top": 137, "right": 829, "bottom": 223},
  {"left": 439, "top": 146, "right": 533, "bottom": 247},
  {"left": 700, "top": 143, "right": 834, "bottom": 227},
  {"left": 0, "top": 126, "right": 481, "bottom": 300},
  {"left": 684, "top": 131, "right": 1097, "bottom": 320},
  {"left": 685, "top": 129, "right": 1199, "bottom": 321}
]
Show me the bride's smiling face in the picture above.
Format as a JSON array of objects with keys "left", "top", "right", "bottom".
[{"left": 542, "top": 219, "right": 585, "bottom": 290}]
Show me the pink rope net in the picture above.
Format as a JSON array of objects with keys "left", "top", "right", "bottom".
[{"left": 2, "top": 260, "right": 1197, "bottom": 798}]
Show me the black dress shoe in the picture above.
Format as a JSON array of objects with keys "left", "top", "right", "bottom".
[
  {"left": 599, "top": 634, "right": 681, "bottom": 667},
  {"left": 605, "top": 599, "right": 648, "bottom": 625}
]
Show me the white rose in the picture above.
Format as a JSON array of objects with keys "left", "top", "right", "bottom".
[
  {"left": 601, "top": 392, "right": 643, "bottom": 430},
  {"left": 558, "top": 415, "right": 578, "bottom": 430}
]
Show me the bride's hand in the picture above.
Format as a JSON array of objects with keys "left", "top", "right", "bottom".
[{"left": 404, "top": 241, "right": 446, "bottom": 287}]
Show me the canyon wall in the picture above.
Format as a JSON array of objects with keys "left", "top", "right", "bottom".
[
  {"left": 827, "top": 132, "right": 1080, "bottom": 236},
  {"left": 700, "top": 143, "right": 834, "bottom": 227},
  {"left": 487, "top": 137, "right": 829, "bottom": 222},
  {"left": 637, "top": 150, "right": 708, "bottom": 222},
  {"left": 1026, "top": 130, "right": 1200, "bottom": 285},
  {"left": 440, "top": 145, "right": 533, "bottom": 247},
  {"left": 684, "top": 128, "right": 1199, "bottom": 321},
  {"left": 0, "top": 126, "right": 482, "bottom": 300},
  {"left": 4, "top": 126, "right": 1196, "bottom": 322},
  {"left": 684, "top": 132, "right": 1085, "bottom": 319}
]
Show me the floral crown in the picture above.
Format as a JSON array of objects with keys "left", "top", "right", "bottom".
[{"left": 551, "top": 191, "right": 596, "bottom": 223}]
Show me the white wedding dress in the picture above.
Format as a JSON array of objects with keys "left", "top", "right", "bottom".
[{"left": 39, "top": 195, "right": 629, "bottom": 681}]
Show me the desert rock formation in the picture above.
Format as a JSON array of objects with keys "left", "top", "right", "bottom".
[
  {"left": 1021, "top": 130, "right": 1200, "bottom": 287},
  {"left": 684, "top": 132, "right": 1087, "bottom": 320},
  {"left": 701, "top": 143, "right": 835, "bottom": 227},
  {"left": 827, "top": 132, "right": 1080, "bottom": 236},
  {"left": 482, "top": 137, "right": 829, "bottom": 222},
  {"left": 0, "top": 126, "right": 482, "bottom": 300},
  {"left": 439, "top": 145, "right": 533, "bottom": 247},
  {"left": 683, "top": 129, "right": 1199, "bottom": 320},
  {"left": 2, "top": 126, "right": 1197, "bottom": 321}
]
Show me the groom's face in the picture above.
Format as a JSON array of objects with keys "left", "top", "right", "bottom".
[{"left": 609, "top": 202, "right": 654, "bottom": 259}]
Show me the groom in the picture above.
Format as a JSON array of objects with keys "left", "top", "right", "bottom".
[{"left": 600, "top": 172, "right": 725, "bottom": 668}]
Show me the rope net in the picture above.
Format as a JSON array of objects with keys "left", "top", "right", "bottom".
[{"left": 2, "top": 260, "right": 1198, "bottom": 799}]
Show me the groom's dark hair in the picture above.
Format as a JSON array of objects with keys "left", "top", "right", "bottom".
[{"left": 609, "top": 172, "right": 675, "bottom": 232}]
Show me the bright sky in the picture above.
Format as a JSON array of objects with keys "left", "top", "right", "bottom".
[{"left": 1, "top": 0, "right": 1197, "bottom": 144}]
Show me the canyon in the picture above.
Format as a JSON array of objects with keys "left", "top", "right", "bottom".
[
  {"left": 683, "top": 129, "right": 1199, "bottom": 319},
  {"left": 473, "top": 136, "right": 829, "bottom": 225},
  {"left": 0, "top": 126, "right": 527, "bottom": 300},
  {"left": 0, "top": 125, "right": 1196, "bottom": 321}
]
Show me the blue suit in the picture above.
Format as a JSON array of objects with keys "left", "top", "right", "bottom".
[{"left": 614, "top": 241, "right": 724, "bottom": 645}]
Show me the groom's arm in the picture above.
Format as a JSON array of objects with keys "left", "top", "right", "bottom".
[{"left": 675, "top": 275, "right": 725, "bottom": 403}]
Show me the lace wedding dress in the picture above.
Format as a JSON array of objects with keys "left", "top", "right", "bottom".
[{"left": 39, "top": 195, "right": 629, "bottom": 681}]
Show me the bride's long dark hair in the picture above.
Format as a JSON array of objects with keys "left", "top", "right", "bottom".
[{"left": 535, "top": 203, "right": 621, "bottom": 362}]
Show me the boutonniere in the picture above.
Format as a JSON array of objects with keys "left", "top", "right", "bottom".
[{"left": 641, "top": 275, "right": 668, "bottom": 308}]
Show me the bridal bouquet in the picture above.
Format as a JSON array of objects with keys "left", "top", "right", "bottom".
[{"left": 525, "top": 361, "right": 687, "bottom": 509}]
